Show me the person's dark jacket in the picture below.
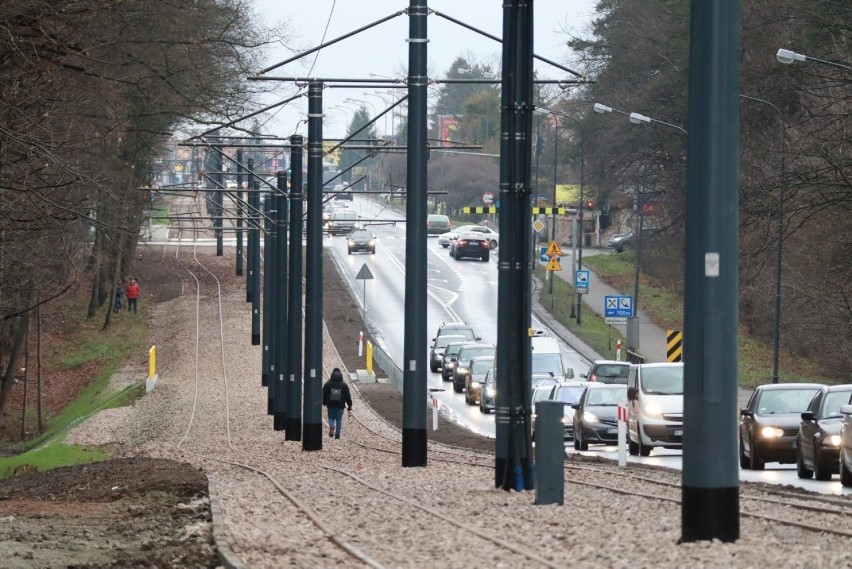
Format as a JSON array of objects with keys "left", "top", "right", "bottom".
[{"left": 322, "top": 369, "right": 353, "bottom": 410}]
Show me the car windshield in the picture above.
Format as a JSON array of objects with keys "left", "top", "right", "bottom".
[
  {"left": 822, "top": 390, "right": 852, "bottom": 419},
  {"left": 756, "top": 388, "right": 821, "bottom": 415},
  {"left": 532, "top": 353, "right": 564, "bottom": 377},
  {"left": 439, "top": 327, "right": 475, "bottom": 341},
  {"left": 349, "top": 230, "right": 372, "bottom": 240},
  {"left": 472, "top": 359, "right": 494, "bottom": 373},
  {"left": 640, "top": 367, "right": 683, "bottom": 395},
  {"left": 445, "top": 344, "right": 466, "bottom": 357},
  {"left": 587, "top": 388, "right": 627, "bottom": 406},
  {"left": 594, "top": 364, "right": 629, "bottom": 379},
  {"left": 554, "top": 386, "right": 586, "bottom": 405},
  {"left": 435, "top": 335, "right": 465, "bottom": 349},
  {"left": 533, "top": 387, "right": 553, "bottom": 403},
  {"left": 333, "top": 211, "right": 357, "bottom": 220},
  {"left": 459, "top": 346, "right": 494, "bottom": 363}
]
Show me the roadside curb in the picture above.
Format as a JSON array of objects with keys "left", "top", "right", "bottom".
[{"left": 208, "top": 479, "right": 245, "bottom": 569}]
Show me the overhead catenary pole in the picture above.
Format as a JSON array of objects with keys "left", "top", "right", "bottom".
[
  {"left": 681, "top": 0, "right": 741, "bottom": 542},
  {"left": 262, "top": 187, "right": 273, "bottom": 396},
  {"left": 246, "top": 158, "right": 255, "bottom": 304},
  {"left": 303, "top": 81, "right": 324, "bottom": 451},
  {"left": 249, "top": 168, "right": 261, "bottom": 346},
  {"left": 285, "top": 136, "right": 304, "bottom": 441},
  {"left": 401, "top": 0, "right": 428, "bottom": 467},
  {"left": 495, "top": 0, "right": 534, "bottom": 492},
  {"left": 212, "top": 143, "right": 224, "bottom": 256},
  {"left": 273, "top": 171, "right": 289, "bottom": 431},
  {"left": 236, "top": 149, "right": 244, "bottom": 277}
]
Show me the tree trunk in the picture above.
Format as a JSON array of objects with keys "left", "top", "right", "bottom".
[
  {"left": 102, "top": 234, "right": 126, "bottom": 331},
  {"left": 20, "top": 326, "right": 29, "bottom": 439},
  {"left": 0, "top": 306, "right": 30, "bottom": 413},
  {"left": 87, "top": 228, "right": 103, "bottom": 318},
  {"left": 37, "top": 300, "right": 43, "bottom": 432}
]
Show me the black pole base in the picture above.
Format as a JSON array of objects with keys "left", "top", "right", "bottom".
[
  {"left": 273, "top": 412, "right": 286, "bottom": 431},
  {"left": 267, "top": 398, "right": 273, "bottom": 415},
  {"left": 680, "top": 486, "right": 739, "bottom": 543},
  {"left": 401, "top": 428, "right": 427, "bottom": 467},
  {"left": 252, "top": 334, "right": 260, "bottom": 346},
  {"left": 303, "top": 423, "right": 322, "bottom": 451},
  {"left": 495, "top": 456, "right": 509, "bottom": 489},
  {"left": 237, "top": 269, "right": 243, "bottom": 277},
  {"left": 246, "top": 291, "right": 253, "bottom": 303},
  {"left": 262, "top": 373, "right": 268, "bottom": 387},
  {"left": 284, "top": 418, "right": 301, "bottom": 440}
]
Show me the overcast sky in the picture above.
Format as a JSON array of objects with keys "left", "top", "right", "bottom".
[{"left": 249, "top": 1, "right": 598, "bottom": 139}]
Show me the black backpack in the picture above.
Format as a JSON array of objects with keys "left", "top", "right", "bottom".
[{"left": 329, "top": 385, "right": 343, "bottom": 403}]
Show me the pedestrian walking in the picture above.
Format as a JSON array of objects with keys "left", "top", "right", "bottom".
[
  {"left": 322, "top": 368, "right": 353, "bottom": 439},
  {"left": 125, "top": 277, "right": 140, "bottom": 314},
  {"left": 113, "top": 283, "right": 124, "bottom": 314}
]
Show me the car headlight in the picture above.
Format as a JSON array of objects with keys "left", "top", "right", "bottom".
[
  {"left": 456, "top": 367, "right": 468, "bottom": 375},
  {"left": 486, "top": 387, "right": 496, "bottom": 397},
  {"left": 825, "top": 435, "right": 841, "bottom": 446},
  {"left": 583, "top": 411, "right": 599, "bottom": 423},
  {"left": 760, "top": 426, "right": 784, "bottom": 438},
  {"left": 643, "top": 401, "right": 663, "bottom": 419},
  {"left": 561, "top": 416, "right": 571, "bottom": 425},
  {"left": 348, "top": 240, "right": 355, "bottom": 245},
  {"left": 470, "top": 381, "right": 480, "bottom": 388},
  {"left": 446, "top": 362, "right": 456, "bottom": 368},
  {"left": 368, "top": 240, "right": 376, "bottom": 246}
]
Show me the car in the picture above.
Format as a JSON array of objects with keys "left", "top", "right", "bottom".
[
  {"left": 841, "top": 404, "right": 852, "bottom": 487},
  {"left": 547, "top": 381, "right": 594, "bottom": 440},
  {"left": 438, "top": 224, "right": 499, "bottom": 249},
  {"left": 346, "top": 229, "right": 376, "bottom": 254},
  {"left": 452, "top": 343, "right": 496, "bottom": 394},
  {"left": 739, "top": 382, "right": 824, "bottom": 470},
  {"left": 433, "top": 321, "right": 479, "bottom": 343},
  {"left": 530, "top": 382, "right": 560, "bottom": 441},
  {"left": 572, "top": 384, "right": 628, "bottom": 450},
  {"left": 480, "top": 367, "right": 497, "bottom": 414},
  {"left": 796, "top": 384, "right": 852, "bottom": 480},
  {"left": 441, "top": 341, "right": 475, "bottom": 382},
  {"left": 322, "top": 200, "right": 348, "bottom": 221},
  {"left": 426, "top": 214, "right": 452, "bottom": 235},
  {"left": 581, "top": 360, "right": 630, "bottom": 385},
  {"left": 325, "top": 208, "right": 359, "bottom": 235},
  {"left": 607, "top": 231, "right": 633, "bottom": 252},
  {"left": 465, "top": 356, "right": 494, "bottom": 406},
  {"left": 626, "top": 362, "right": 684, "bottom": 456},
  {"left": 531, "top": 332, "right": 574, "bottom": 384},
  {"left": 331, "top": 183, "right": 353, "bottom": 201},
  {"left": 429, "top": 334, "right": 468, "bottom": 372},
  {"left": 450, "top": 231, "right": 491, "bottom": 262}
]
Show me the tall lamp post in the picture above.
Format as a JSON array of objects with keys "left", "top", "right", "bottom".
[
  {"left": 535, "top": 107, "right": 586, "bottom": 322},
  {"left": 776, "top": 49, "right": 852, "bottom": 73},
  {"left": 739, "top": 94, "right": 786, "bottom": 383},
  {"left": 594, "top": 103, "right": 686, "bottom": 349}
]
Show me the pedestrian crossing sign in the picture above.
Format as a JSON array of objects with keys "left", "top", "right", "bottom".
[
  {"left": 546, "top": 241, "right": 562, "bottom": 257},
  {"left": 545, "top": 256, "right": 562, "bottom": 272}
]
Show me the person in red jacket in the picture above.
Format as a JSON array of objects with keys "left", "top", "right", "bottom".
[{"left": 125, "top": 278, "right": 140, "bottom": 314}]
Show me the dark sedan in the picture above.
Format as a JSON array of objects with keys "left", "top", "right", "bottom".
[
  {"left": 796, "top": 384, "right": 852, "bottom": 480},
  {"left": 452, "top": 343, "right": 496, "bottom": 394},
  {"left": 429, "top": 334, "right": 467, "bottom": 373},
  {"left": 346, "top": 229, "right": 376, "bottom": 254},
  {"left": 572, "top": 384, "right": 628, "bottom": 450},
  {"left": 441, "top": 341, "right": 475, "bottom": 382},
  {"left": 581, "top": 360, "right": 630, "bottom": 385},
  {"left": 450, "top": 231, "right": 490, "bottom": 262},
  {"left": 740, "top": 382, "right": 824, "bottom": 470}
]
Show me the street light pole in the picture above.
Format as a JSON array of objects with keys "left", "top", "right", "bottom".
[
  {"left": 776, "top": 48, "right": 852, "bottom": 73},
  {"left": 739, "top": 94, "right": 785, "bottom": 383}
]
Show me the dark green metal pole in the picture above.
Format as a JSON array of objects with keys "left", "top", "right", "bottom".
[
  {"left": 213, "top": 146, "right": 223, "bottom": 256},
  {"left": 246, "top": 158, "right": 255, "bottom": 305},
  {"left": 236, "top": 149, "right": 244, "bottom": 277},
  {"left": 402, "top": 0, "right": 428, "bottom": 467},
  {"left": 285, "top": 136, "right": 303, "bottom": 441},
  {"left": 273, "top": 171, "right": 289, "bottom": 430},
  {"left": 303, "top": 81, "right": 324, "bottom": 451},
  {"left": 681, "top": 0, "right": 741, "bottom": 542},
  {"left": 262, "top": 184, "right": 273, "bottom": 396},
  {"left": 249, "top": 175, "right": 261, "bottom": 346},
  {"left": 496, "top": 0, "right": 534, "bottom": 491}
]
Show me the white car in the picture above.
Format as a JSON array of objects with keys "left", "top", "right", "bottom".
[{"left": 438, "top": 224, "right": 499, "bottom": 249}]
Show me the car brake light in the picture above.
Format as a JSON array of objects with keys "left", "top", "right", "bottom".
[
  {"left": 481, "top": 241, "right": 489, "bottom": 248},
  {"left": 459, "top": 240, "right": 467, "bottom": 246}
]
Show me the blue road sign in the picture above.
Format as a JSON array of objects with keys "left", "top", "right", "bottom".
[
  {"left": 604, "top": 295, "right": 633, "bottom": 318},
  {"left": 575, "top": 270, "right": 590, "bottom": 293}
]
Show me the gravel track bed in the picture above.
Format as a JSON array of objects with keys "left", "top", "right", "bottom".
[{"left": 67, "top": 251, "right": 852, "bottom": 568}]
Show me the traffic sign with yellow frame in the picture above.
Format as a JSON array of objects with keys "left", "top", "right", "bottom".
[
  {"left": 545, "top": 241, "right": 562, "bottom": 257},
  {"left": 545, "top": 256, "right": 562, "bottom": 271}
]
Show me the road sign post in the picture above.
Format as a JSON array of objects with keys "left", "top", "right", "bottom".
[
  {"left": 355, "top": 263, "right": 374, "bottom": 309},
  {"left": 575, "top": 270, "right": 590, "bottom": 294},
  {"left": 604, "top": 295, "right": 633, "bottom": 325}
]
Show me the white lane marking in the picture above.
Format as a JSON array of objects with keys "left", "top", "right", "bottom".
[{"left": 385, "top": 249, "right": 464, "bottom": 322}]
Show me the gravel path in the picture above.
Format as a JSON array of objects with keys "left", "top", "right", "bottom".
[{"left": 67, "top": 253, "right": 852, "bottom": 568}]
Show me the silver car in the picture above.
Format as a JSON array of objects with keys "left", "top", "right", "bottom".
[{"left": 840, "top": 404, "right": 852, "bottom": 487}]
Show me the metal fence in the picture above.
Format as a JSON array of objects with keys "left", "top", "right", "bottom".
[
  {"left": 626, "top": 349, "right": 645, "bottom": 364},
  {"left": 372, "top": 342, "right": 404, "bottom": 394}
]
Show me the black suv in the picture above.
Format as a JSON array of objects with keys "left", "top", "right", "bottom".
[
  {"left": 426, "top": 214, "right": 452, "bottom": 235},
  {"left": 441, "top": 341, "right": 476, "bottom": 382},
  {"left": 433, "top": 322, "right": 479, "bottom": 343},
  {"left": 452, "top": 343, "right": 496, "bottom": 393}
]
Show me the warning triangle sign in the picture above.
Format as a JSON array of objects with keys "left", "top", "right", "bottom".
[
  {"left": 545, "top": 240, "right": 562, "bottom": 257},
  {"left": 355, "top": 263, "right": 374, "bottom": 280},
  {"left": 545, "top": 257, "right": 562, "bottom": 272}
]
